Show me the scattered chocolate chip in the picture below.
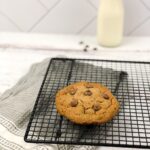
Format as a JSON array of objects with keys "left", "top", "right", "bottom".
[
  {"left": 93, "top": 102, "right": 101, "bottom": 111},
  {"left": 83, "top": 48, "right": 87, "bottom": 52},
  {"left": 69, "top": 88, "right": 77, "bottom": 95},
  {"left": 84, "top": 90, "right": 92, "bottom": 96},
  {"left": 86, "top": 83, "right": 93, "bottom": 88},
  {"left": 101, "top": 93, "right": 109, "bottom": 99},
  {"left": 85, "top": 45, "right": 89, "bottom": 48},
  {"left": 79, "top": 41, "right": 84, "bottom": 45},
  {"left": 70, "top": 99, "right": 78, "bottom": 107},
  {"left": 93, "top": 48, "right": 97, "bottom": 51}
]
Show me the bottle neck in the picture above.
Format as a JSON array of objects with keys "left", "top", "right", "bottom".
[
  {"left": 101, "top": 0, "right": 123, "bottom": 5},
  {"left": 100, "top": 0, "right": 123, "bottom": 9}
]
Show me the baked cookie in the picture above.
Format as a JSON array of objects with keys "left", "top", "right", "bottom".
[{"left": 55, "top": 81, "right": 119, "bottom": 125}]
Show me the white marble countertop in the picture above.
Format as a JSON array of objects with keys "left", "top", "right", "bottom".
[
  {"left": 0, "top": 32, "right": 150, "bottom": 150},
  {"left": 0, "top": 32, "right": 150, "bottom": 95}
]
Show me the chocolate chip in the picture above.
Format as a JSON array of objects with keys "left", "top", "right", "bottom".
[
  {"left": 85, "top": 45, "right": 89, "bottom": 48},
  {"left": 79, "top": 41, "right": 84, "bottom": 45},
  {"left": 86, "top": 83, "right": 93, "bottom": 88},
  {"left": 93, "top": 102, "right": 101, "bottom": 111},
  {"left": 83, "top": 48, "right": 87, "bottom": 52},
  {"left": 102, "top": 93, "right": 109, "bottom": 99},
  {"left": 69, "top": 88, "right": 77, "bottom": 95},
  {"left": 93, "top": 48, "right": 97, "bottom": 51},
  {"left": 84, "top": 90, "right": 92, "bottom": 96},
  {"left": 70, "top": 99, "right": 78, "bottom": 107}
]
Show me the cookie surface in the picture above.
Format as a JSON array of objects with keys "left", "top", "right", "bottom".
[{"left": 56, "top": 81, "right": 119, "bottom": 125}]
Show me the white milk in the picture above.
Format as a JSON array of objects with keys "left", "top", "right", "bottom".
[{"left": 97, "top": 0, "right": 124, "bottom": 47}]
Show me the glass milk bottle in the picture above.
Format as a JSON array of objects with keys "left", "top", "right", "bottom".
[{"left": 97, "top": 0, "right": 124, "bottom": 47}]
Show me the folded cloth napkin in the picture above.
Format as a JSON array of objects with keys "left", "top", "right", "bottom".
[
  {"left": 0, "top": 58, "right": 96, "bottom": 150},
  {"left": 0, "top": 58, "right": 127, "bottom": 150}
]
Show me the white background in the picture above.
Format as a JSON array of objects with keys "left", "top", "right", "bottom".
[{"left": 0, "top": 0, "right": 150, "bottom": 36}]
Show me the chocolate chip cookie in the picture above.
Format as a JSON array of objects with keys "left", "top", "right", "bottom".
[{"left": 55, "top": 81, "right": 119, "bottom": 125}]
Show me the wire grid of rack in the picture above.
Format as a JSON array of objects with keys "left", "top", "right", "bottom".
[{"left": 24, "top": 58, "right": 150, "bottom": 149}]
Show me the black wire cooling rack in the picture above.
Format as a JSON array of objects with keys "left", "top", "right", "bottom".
[{"left": 24, "top": 58, "right": 150, "bottom": 149}]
